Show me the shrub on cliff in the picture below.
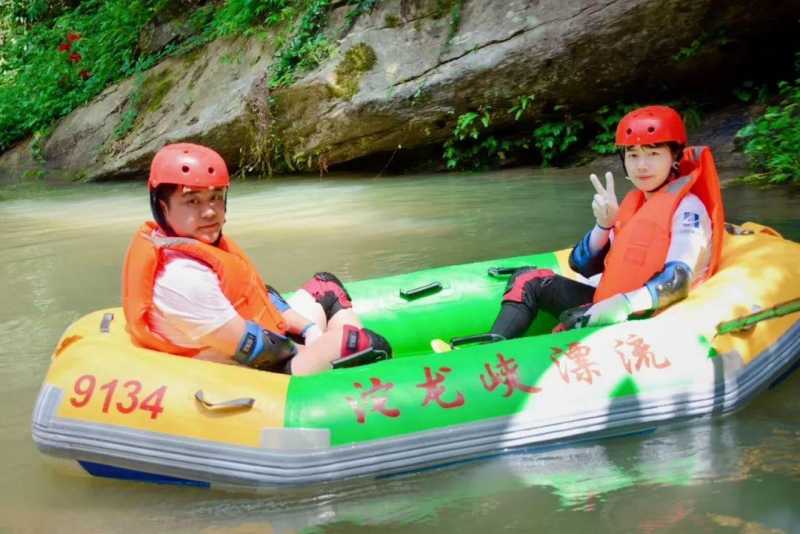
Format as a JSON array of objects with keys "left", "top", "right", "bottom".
[
  {"left": 737, "top": 53, "right": 800, "bottom": 185},
  {"left": 0, "top": 0, "right": 371, "bottom": 153},
  {"left": 0, "top": 0, "right": 172, "bottom": 152}
]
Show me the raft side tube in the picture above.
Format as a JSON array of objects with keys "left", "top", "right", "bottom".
[{"left": 32, "top": 320, "right": 800, "bottom": 487}]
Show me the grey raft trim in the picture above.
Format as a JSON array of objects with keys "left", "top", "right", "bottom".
[{"left": 32, "top": 321, "right": 800, "bottom": 488}]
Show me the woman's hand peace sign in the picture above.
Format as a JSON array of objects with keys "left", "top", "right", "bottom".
[{"left": 590, "top": 171, "right": 619, "bottom": 230}]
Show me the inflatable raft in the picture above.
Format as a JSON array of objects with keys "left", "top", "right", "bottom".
[{"left": 32, "top": 222, "right": 800, "bottom": 489}]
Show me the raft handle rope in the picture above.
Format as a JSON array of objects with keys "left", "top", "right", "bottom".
[
  {"left": 400, "top": 281, "right": 443, "bottom": 300},
  {"left": 194, "top": 390, "right": 255, "bottom": 411},
  {"left": 716, "top": 297, "right": 800, "bottom": 335},
  {"left": 487, "top": 266, "right": 536, "bottom": 278}
]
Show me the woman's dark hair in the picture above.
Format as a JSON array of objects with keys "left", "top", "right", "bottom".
[{"left": 662, "top": 142, "right": 685, "bottom": 167}]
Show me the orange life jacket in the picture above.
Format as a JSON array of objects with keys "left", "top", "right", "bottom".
[
  {"left": 593, "top": 146, "right": 724, "bottom": 303},
  {"left": 121, "top": 222, "right": 287, "bottom": 356}
]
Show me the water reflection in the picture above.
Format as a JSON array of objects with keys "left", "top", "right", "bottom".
[{"left": 1, "top": 170, "right": 799, "bottom": 533}]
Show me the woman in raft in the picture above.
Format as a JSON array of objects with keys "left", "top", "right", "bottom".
[{"left": 488, "top": 105, "right": 724, "bottom": 337}]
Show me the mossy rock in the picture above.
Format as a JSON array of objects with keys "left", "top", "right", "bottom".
[
  {"left": 433, "top": 0, "right": 457, "bottom": 19},
  {"left": 113, "top": 69, "right": 175, "bottom": 140},
  {"left": 333, "top": 43, "right": 377, "bottom": 100},
  {"left": 179, "top": 46, "right": 206, "bottom": 67},
  {"left": 140, "top": 69, "right": 175, "bottom": 114},
  {"left": 384, "top": 14, "right": 401, "bottom": 28}
]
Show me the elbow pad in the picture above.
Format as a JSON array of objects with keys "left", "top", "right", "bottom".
[
  {"left": 569, "top": 229, "right": 610, "bottom": 278},
  {"left": 645, "top": 261, "right": 692, "bottom": 309},
  {"left": 234, "top": 321, "right": 297, "bottom": 371}
]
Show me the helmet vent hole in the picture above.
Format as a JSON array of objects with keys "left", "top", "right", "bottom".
[
  {"left": 208, "top": 167, "right": 215, "bottom": 174},
  {"left": 647, "top": 126, "right": 655, "bottom": 133},
  {"left": 181, "top": 165, "right": 190, "bottom": 173}
]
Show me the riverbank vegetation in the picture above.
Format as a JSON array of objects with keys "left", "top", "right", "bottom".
[
  {"left": 0, "top": 0, "right": 384, "bottom": 152},
  {"left": 736, "top": 53, "right": 800, "bottom": 185},
  {"left": 0, "top": 0, "right": 797, "bottom": 185},
  {"left": 442, "top": 99, "right": 698, "bottom": 171},
  {"left": 441, "top": 66, "right": 799, "bottom": 187}
]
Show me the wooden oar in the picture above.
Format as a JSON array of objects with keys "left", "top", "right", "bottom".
[{"left": 716, "top": 297, "right": 800, "bottom": 335}]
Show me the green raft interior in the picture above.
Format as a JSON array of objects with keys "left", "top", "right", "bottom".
[
  {"left": 283, "top": 249, "right": 653, "bottom": 445},
  {"left": 347, "top": 250, "right": 562, "bottom": 358}
]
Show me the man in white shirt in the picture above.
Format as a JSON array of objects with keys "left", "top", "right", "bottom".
[{"left": 122, "top": 143, "right": 391, "bottom": 375}]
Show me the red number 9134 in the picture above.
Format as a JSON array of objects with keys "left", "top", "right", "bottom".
[{"left": 69, "top": 374, "right": 167, "bottom": 420}]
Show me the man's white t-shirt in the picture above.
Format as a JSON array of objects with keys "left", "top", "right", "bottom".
[{"left": 149, "top": 250, "right": 237, "bottom": 349}]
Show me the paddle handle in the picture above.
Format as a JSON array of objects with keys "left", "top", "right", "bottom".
[{"left": 716, "top": 297, "right": 800, "bottom": 335}]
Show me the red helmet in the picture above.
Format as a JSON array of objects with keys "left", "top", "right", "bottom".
[
  {"left": 615, "top": 105, "right": 687, "bottom": 147},
  {"left": 148, "top": 143, "right": 230, "bottom": 190}
]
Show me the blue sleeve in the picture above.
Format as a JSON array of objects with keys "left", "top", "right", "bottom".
[
  {"left": 568, "top": 228, "right": 610, "bottom": 278},
  {"left": 267, "top": 286, "right": 290, "bottom": 312}
]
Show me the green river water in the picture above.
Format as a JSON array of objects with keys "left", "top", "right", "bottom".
[{"left": 1, "top": 167, "right": 799, "bottom": 533}]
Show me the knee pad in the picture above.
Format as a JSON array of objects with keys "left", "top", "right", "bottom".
[
  {"left": 333, "top": 325, "right": 392, "bottom": 369},
  {"left": 502, "top": 268, "right": 556, "bottom": 308},
  {"left": 302, "top": 272, "right": 353, "bottom": 321}
]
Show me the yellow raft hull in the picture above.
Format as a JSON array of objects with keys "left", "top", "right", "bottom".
[{"left": 32, "top": 223, "right": 800, "bottom": 488}]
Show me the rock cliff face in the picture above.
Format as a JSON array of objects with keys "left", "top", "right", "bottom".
[
  {"left": 0, "top": 36, "right": 274, "bottom": 182},
  {"left": 1, "top": 0, "right": 798, "bottom": 182}
]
